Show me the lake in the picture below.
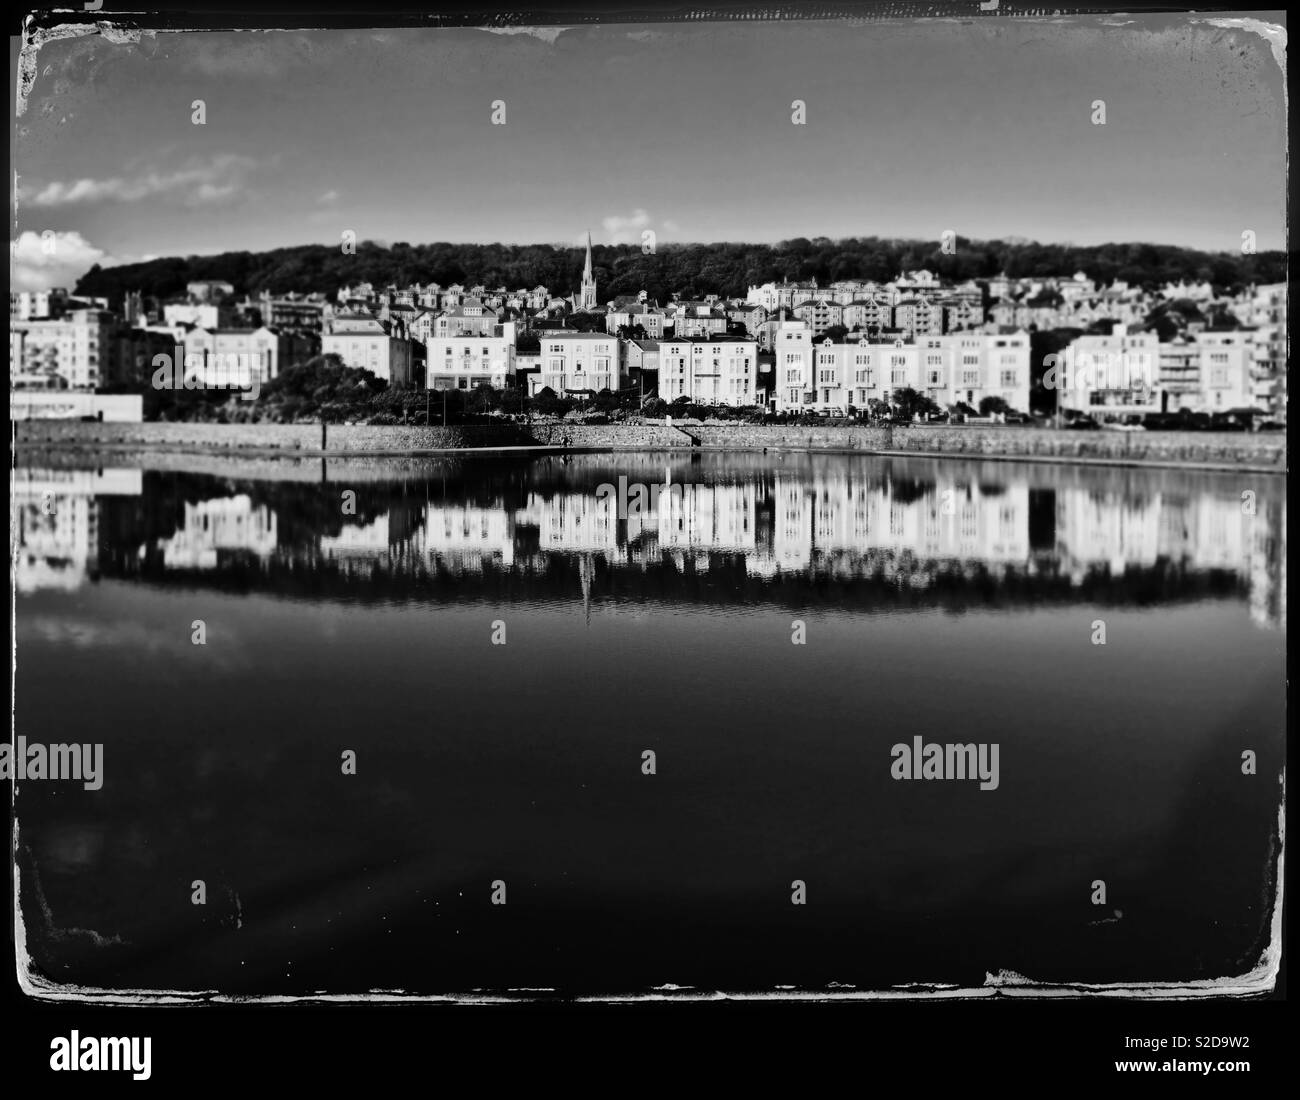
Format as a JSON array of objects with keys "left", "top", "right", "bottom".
[{"left": 12, "top": 451, "right": 1286, "bottom": 997}]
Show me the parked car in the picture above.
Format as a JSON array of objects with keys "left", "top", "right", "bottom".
[{"left": 1065, "top": 416, "right": 1100, "bottom": 430}]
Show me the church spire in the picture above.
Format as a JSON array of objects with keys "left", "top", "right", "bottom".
[{"left": 580, "top": 229, "right": 597, "bottom": 310}]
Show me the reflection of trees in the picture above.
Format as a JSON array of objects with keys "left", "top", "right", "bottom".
[
  {"left": 101, "top": 547, "right": 1246, "bottom": 618},
  {"left": 887, "top": 476, "right": 933, "bottom": 506}
]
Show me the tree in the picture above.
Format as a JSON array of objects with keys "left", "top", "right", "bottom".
[
  {"left": 889, "top": 387, "right": 941, "bottom": 422},
  {"left": 978, "top": 396, "right": 1012, "bottom": 417}
]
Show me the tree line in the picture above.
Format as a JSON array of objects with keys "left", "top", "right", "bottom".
[{"left": 75, "top": 237, "right": 1286, "bottom": 311}]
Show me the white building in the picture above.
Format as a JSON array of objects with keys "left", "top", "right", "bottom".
[
  {"left": 657, "top": 337, "right": 758, "bottom": 405},
  {"left": 426, "top": 321, "right": 517, "bottom": 391},
  {"left": 1056, "top": 326, "right": 1252, "bottom": 417},
  {"left": 529, "top": 332, "right": 622, "bottom": 396},
  {"left": 181, "top": 326, "right": 297, "bottom": 387},
  {"left": 323, "top": 312, "right": 414, "bottom": 387},
  {"left": 10, "top": 309, "right": 119, "bottom": 389},
  {"left": 771, "top": 321, "right": 1031, "bottom": 414}
]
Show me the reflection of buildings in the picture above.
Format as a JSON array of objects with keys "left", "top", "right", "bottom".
[
  {"left": 655, "top": 483, "right": 759, "bottom": 554},
  {"left": 158, "top": 496, "right": 278, "bottom": 569},
  {"left": 1056, "top": 488, "right": 1257, "bottom": 576},
  {"left": 318, "top": 503, "right": 424, "bottom": 575},
  {"left": 36, "top": 463, "right": 1286, "bottom": 632},
  {"left": 1250, "top": 497, "right": 1286, "bottom": 630},
  {"left": 765, "top": 477, "right": 1030, "bottom": 575},
  {"left": 515, "top": 492, "right": 620, "bottom": 553},
  {"left": 14, "top": 469, "right": 143, "bottom": 592},
  {"left": 423, "top": 504, "right": 515, "bottom": 570}
]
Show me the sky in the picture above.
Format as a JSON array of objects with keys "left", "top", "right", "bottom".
[{"left": 9, "top": 16, "right": 1288, "bottom": 291}]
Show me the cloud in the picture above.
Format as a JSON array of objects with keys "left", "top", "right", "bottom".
[
  {"left": 318, "top": 190, "right": 340, "bottom": 204},
  {"left": 600, "top": 209, "right": 679, "bottom": 246},
  {"left": 9, "top": 231, "right": 109, "bottom": 292},
  {"left": 22, "top": 154, "right": 256, "bottom": 209}
]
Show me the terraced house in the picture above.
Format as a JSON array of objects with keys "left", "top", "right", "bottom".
[
  {"left": 771, "top": 321, "right": 1031, "bottom": 414},
  {"left": 426, "top": 321, "right": 518, "bottom": 392},
  {"left": 529, "top": 332, "right": 623, "bottom": 397},
  {"left": 658, "top": 336, "right": 758, "bottom": 405},
  {"left": 1057, "top": 327, "right": 1253, "bottom": 417}
]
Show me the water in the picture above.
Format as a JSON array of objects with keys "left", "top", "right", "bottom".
[{"left": 12, "top": 451, "right": 1285, "bottom": 996}]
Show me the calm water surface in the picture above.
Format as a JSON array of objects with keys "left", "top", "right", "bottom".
[{"left": 12, "top": 451, "right": 1286, "bottom": 995}]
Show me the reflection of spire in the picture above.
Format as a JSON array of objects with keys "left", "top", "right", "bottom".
[{"left": 579, "top": 552, "right": 593, "bottom": 625}]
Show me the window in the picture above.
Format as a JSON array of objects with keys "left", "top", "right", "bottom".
[{"left": 1001, "top": 370, "right": 1017, "bottom": 387}]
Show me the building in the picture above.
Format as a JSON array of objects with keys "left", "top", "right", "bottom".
[
  {"left": 433, "top": 298, "right": 501, "bottom": 338},
  {"left": 841, "top": 297, "right": 892, "bottom": 332},
  {"left": 163, "top": 300, "right": 234, "bottom": 330},
  {"left": 181, "top": 326, "right": 311, "bottom": 387},
  {"left": 774, "top": 321, "right": 815, "bottom": 411},
  {"left": 725, "top": 303, "right": 768, "bottom": 336},
  {"left": 670, "top": 302, "right": 729, "bottom": 338},
  {"left": 11, "top": 288, "right": 70, "bottom": 320},
  {"left": 426, "top": 322, "right": 518, "bottom": 391},
  {"left": 248, "top": 291, "right": 329, "bottom": 333},
  {"left": 1056, "top": 325, "right": 1252, "bottom": 417},
  {"left": 606, "top": 301, "right": 668, "bottom": 339},
  {"left": 10, "top": 309, "right": 121, "bottom": 390},
  {"left": 770, "top": 321, "right": 1031, "bottom": 414},
  {"left": 657, "top": 336, "right": 758, "bottom": 405},
  {"left": 322, "top": 312, "right": 414, "bottom": 387},
  {"left": 791, "top": 298, "right": 844, "bottom": 336},
  {"left": 529, "top": 332, "right": 622, "bottom": 397},
  {"left": 892, "top": 296, "right": 944, "bottom": 337}
]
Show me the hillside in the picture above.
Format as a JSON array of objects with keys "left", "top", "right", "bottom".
[{"left": 73, "top": 237, "right": 1287, "bottom": 309}]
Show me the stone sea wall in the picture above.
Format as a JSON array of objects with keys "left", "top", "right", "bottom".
[{"left": 14, "top": 420, "right": 1287, "bottom": 470}]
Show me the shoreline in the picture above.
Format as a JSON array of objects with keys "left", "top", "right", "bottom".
[
  {"left": 13, "top": 421, "right": 1287, "bottom": 475},
  {"left": 14, "top": 439, "right": 1287, "bottom": 476}
]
